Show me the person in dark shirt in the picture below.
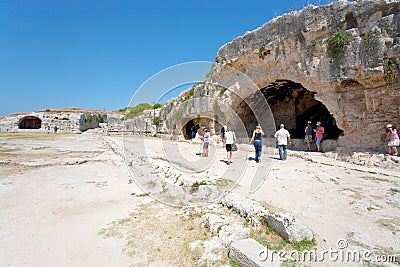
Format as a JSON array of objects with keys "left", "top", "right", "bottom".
[{"left": 304, "top": 121, "right": 313, "bottom": 151}]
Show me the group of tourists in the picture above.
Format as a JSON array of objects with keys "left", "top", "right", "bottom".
[
  {"left": 46, "top": 124, "right": 58, "bottom": 134},
  {"left": 198, "top": 121, "right": 399, "bottom": 164},
  {"left": 304, "top": 121, "right": 325, "bottom": 152},
  {"left": 200, "top": 125, "right": 236, "bottom": 165}
]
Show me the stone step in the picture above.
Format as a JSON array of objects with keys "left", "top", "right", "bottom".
[{"left": 229, "top": 238, "right": 281, "bottom": 267}]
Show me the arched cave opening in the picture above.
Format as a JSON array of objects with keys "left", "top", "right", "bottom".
[
  {"left": 182, "top": 117, "right": 223, "bottom": 140},
  {"left": 184, "top": 119, "right": 199, "bottom": 139},
  {"left": 240, "top": 79, "right": 343, "bottom": 139},
  {"left": 19, "top": 116, "right": 42, "bottom": 129}
]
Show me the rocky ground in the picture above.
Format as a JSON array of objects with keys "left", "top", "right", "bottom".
[{"left": 0, "top": 132, "right": 399, "bottom": 266}]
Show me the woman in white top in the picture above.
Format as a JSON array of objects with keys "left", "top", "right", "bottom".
[{"left": 223, "top": 126, "right": 236, "bottom": 165}]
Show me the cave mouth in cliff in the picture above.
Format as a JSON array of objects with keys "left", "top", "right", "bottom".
[
  {"left": 19, "top": 116, "right": 42, "bottom": 129},
  {"left": 183, "top": 118, "right": 220, "bottom": 140},
  {"left": 251, "top": 79, "right": 343, "bottom": 139},
  {"left": 184, "top": 119, "right": 199, "bottom": 139}
]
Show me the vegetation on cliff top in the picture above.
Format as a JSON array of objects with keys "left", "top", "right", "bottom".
[{"left": 119, "top": 103, "right": 163, "bottom": 118}]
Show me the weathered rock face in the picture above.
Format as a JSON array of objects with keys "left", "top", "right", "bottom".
[
  {"left": 160, "top": 0, "right": 400, "bottom": 153},
  {"left": 0, "top": 109, "right": 124, "bottom": 133},
  {"left": 214, "top": 0, "right": 400, "bottom": 152}
]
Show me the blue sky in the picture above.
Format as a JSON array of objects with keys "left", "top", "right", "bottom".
[{"left": 0, "top": 0, "right": 337, "bottom": 116}]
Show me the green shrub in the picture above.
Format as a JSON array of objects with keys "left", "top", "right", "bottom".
[
  {"left": 219, "top": 88, "right": 227, "bottom": 95},
  {"left": 152, "top": 103, "right": 162, "bottom": 109},
  {"left": 125, "top": 103, "right": 152, "bottom": 118},
  {"left": 385, "top": 58, "right": 399, "bottom": 85},
  {"left": 326, "top": 30, "right": 351, "bottom": 59},
  {"left": 259, "top": 45, "right": 266, "bottom": 59},
  {"left": 153, "top": 117, "right": 160, "bottom": 126},
  {"left": 230, "top": 259, "right": 241, "bottom": 267},
  {"left": 97, "top": 114, "right": 104, "bottom": 123}
]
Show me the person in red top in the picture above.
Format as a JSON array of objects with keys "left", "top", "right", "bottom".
[
  {"left": 314, "top": 121, "right": 325, "bottom": 152},
  {"left": 387, "top": 124, "right": 399, "bottom": 156}
]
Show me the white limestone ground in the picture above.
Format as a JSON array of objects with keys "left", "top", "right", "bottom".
[
  {"left": 0, "top": 133, "right": 145, "bottom": 266},
  {"left": 0, "top": 133, "right": 399, "bottom": 266}
]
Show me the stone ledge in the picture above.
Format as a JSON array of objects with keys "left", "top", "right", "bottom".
[
  {"left": 221, "top": 193, "right": 313, "bottom": 243},
  {"left": 229, "top": 238, "right": 281, "bottom": 267}
]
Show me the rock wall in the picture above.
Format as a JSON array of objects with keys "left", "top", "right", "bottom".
[
  {"left": 160, "top": 0, "right": 400, "bottom": 153},
  {"left": 214, "top": 0, "right": 400, "bottom": 152},
  {"left": 0, "top": 109, "right": 124, "bottom": 133}
]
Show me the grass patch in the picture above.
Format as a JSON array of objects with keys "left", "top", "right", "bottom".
[
  {"left": 229, "top": 259, "right": 241, "bottom": 267},
  {"left": 249, "top": 217, "right": 294, "bottom": 252},
  {"left": 99, "top": 202, "right": 231, "bottom": 266},
  {"left": 291, "top": 238, "right": 317, "bottom": 251}
]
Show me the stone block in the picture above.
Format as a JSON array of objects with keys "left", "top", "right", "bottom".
[{"left": 229, "top": 238, "right": 281, "bottom": 267}]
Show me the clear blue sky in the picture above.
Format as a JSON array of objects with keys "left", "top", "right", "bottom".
[{"left": 0, "top": 0, "right": 338, "bottom": 116}]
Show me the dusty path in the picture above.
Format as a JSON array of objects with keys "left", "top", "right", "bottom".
[
  {"left": 0, "top": 133, "right": 144, "bottom": 266},
  {"left": 1, "top": 133, "right": 399, "bottom": 266},
  {"left": 118, "top": 135, "right": 399, "bottom": 264}
]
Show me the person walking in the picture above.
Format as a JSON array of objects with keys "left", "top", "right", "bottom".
[
  {"left": 223, "top": 126, "right": 236, "bottom": 165},
  {"left": 386, "top": 124, "right": 399, "bottom": 156},
  {"left": 274, "top": 124, "right": 291, "bottom": 160},
  {"left": 250, "top": 124, "right": 264, "bottom": 163},
  {"left": 314, "top": 121, "right": 324, "bottom": 152},
  {"left": 200, "top": 126, "right": 210, "bottom": 157},
  {"left": 221, "top": 124, "right": 227, "bottom": 147},
  {"left": 304, "top": 121, "right": 313, "bottom": 151}
]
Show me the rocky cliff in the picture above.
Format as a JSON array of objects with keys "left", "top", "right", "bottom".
[{"left": 161, "top": 0, "right": 400, "bottom": 153}]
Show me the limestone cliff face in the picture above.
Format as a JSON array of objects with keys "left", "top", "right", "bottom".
[
  {"left": 0, "top": 109, "right": 123, "bottom": 133},
  {"left": 216, "top": 0, "right": 400, "bottom": 152},
  {"left": 162, "top": 0, "right": 400, "bottom": 152}
]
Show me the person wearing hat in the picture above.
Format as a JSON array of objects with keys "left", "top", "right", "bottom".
[
  {"left": 386, "top": 124, "right": 399, "bottom": 156},
  {"left": 200, "top": 126, "right": 210, "bottom": 157},
  {"left": 304, "top": 121, "right": 313, "bottom": 151},
  {"left": 250, "top": 123, "right": 264, "bottom": 163}
]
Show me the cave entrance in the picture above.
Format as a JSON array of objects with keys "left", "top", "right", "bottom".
[
  {"left": 184, "top": 119, "right": 199, "bottom": 139},
  {"left": 182, "top": 117, "right": 222, "bottom": 140},
  {"left": 241, "top": 79, "right": 343, "bottom": 139},
  {"left": 19, "top": 116, "right": 42, "bottom": 129},
  {"left": 261, "top": 80, "right": 343, "bottom": 139}
]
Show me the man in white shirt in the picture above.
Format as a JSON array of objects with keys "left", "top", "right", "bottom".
[
  {"left": 274, "top": 124, "right": 291, "bottom": 160},
  {"left": 201, "top": 126, "right": 210, "bottom": 157},
  {"left": 223, "top": 126, "right": 236, "bottom": 165}
]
